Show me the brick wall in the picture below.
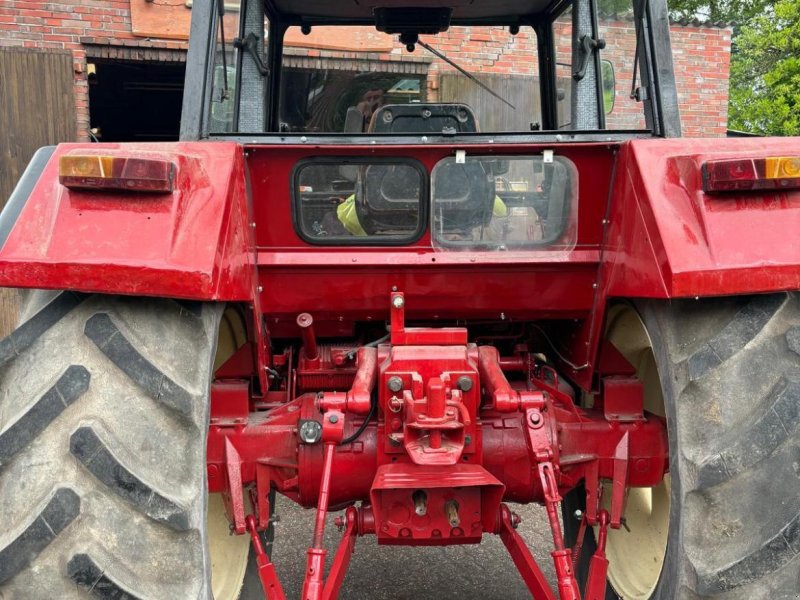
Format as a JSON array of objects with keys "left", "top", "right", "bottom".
[
  {"left": 0, "top": 1, "right": 731, "bottom": 139},
  {"left": 670, "top": 25, "right": 732, "bottom": 138},
  {"left": 0, "top": 1, "right": 187, "bottom": 141}
]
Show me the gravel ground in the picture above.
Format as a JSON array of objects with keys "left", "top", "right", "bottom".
[{"left": 270, "top": 497, "right": 558, "bottom": 599}]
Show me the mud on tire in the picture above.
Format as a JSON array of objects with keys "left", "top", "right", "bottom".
[
  {"left": 0, "top": 292, "right": 222, "bottom": 600},
  {"left": 566, "top": 293, "right": 800, "bottom": 599}
]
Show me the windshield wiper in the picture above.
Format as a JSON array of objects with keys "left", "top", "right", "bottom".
[
  {"left": 416, "top": 39, "right": 516, "bottom": 110},
  {"left": 217, "top": 0, "right": 230, "bottom": 100}
]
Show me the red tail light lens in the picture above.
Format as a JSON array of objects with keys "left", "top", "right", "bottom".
[
  {"left": 59, "top": 155, "right": 175, "bottom": 193},
  {"left": 702, "top": 157, "right": 800, "bottom": 193}
]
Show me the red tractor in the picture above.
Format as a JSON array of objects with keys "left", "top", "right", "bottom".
[{"left": 0, "top": 0, "right": 798, "bottom": 598}]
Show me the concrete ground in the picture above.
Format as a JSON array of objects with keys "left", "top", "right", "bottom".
[{"left": 270, "top": 497, "right": 558, "bottom": 599}]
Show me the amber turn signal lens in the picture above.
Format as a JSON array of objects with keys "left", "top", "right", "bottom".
[
  {"left": 765, "top": 157, "right": 800, "bottom": 179},
  {"left": 59, "top": 155, "right": 175, "bottom": 193}
]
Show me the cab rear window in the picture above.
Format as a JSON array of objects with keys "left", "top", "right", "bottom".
[
  {"left": 292, "top": 158, "right": 427, "bottom": 244},
  {"left": 431, "top": 154, "right": 578, "bottom": 251}
]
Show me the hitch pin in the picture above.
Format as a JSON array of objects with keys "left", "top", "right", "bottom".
[
  {"left": 444, "top": 499, "right": 460, "bottom": 528},
  {"left": 412, "top": 490, "right": 428, "bottom": 517}
]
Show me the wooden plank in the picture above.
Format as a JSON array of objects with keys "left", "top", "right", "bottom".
[
  {"left": 440, "top": 73, "right": 542, "bottom": 132},
  {"left": 0, "top": 47, "right": 76, "bottom": 336}
]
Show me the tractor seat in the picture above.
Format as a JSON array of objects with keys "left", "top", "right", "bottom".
[{"left": 369, "top": 103, "right": 478, "bottom": 135}]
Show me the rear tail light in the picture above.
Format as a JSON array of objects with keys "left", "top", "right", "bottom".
[
  {"left": 59, "top": 155, "right": 175, "bottom": 193},
  {"left": 702, "top": 157, "right": 800, "bottom": 193}
]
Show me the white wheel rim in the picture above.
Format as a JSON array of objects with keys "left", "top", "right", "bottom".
[
  {"left": 601, "top": 305, "right": 670, "bottom": 600},
  {"left": 208, "top": 494, "right": 252, "bottom": 600},
  {"left": 209, "top": 307, "right": 252, "bottom": 600}
]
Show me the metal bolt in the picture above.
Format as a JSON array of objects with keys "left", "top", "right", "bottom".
[
  {"left": 387, "top": 376, "right": 403, "bottom": 393},
  {"left": 464, "top": 435, "right": 472, "bottom": 446},
  {"left": 391, "top": 285, "right": 398, "bottom": 291},
  {"left": 329, "top": 414, "right": 339, "bottom": 424},
  {"left": 456, "top": 376, "right": 473, "bottom": 392},
  {"left": 257, "top": 286, "right": 263, "bottom": 293},
  {"left": 298, "top": 420, "right": 322, "bottom": 444},
  {"left": 392, "top": 295, "right": 404, "bottom": 309},
  {"left": 574, "top": 509, "right": 583, "bottom": 520},
  {"left": 300, "top": 136, "right": 308, "bottom": 143},
  {"left": 529, "top": 412, "right": 542, "bottom": 426}
]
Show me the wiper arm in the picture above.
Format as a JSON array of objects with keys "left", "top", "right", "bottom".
[
  {"left": 217, "top": 0, "right": 230, "bottom": 100},
  {"left": 416, "top": 39, "right": 516, "bottom": 110}
]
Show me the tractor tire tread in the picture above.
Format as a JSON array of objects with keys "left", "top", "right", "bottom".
[
  {"left": 0, "top": 488, "right": 81, "bottom": 584},
  {"left": 0, "top": 291, "right": 86, "bottom": 368},
  {"left": 0, "top": 292, "right": 222, "bottom": 600},
  {"left": 647, "top": 292, "right": 800, "bottom": 599},
  {"left": 683, "top": 294, "right": 785, "bottom": 381},
  {"left": 0, "top": 365, "right": 90, "bottom": 467},
  {"left": 84, "top": 312, "right": 195, "bottom": 420},
  {"left": 69, "top": 425, "right": 190, "bottom": 531},
  {"left": 68, "top": 553, "right": 143, "bottom": 600},
  {"left": 695, "top": 376, "right": 800, "bottom": 487}
]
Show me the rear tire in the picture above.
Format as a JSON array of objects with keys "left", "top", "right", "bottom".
[
  {"left": 566, "top": 293, "right": 800, "bottom": 599},
  {"left": 0, "top": 292, "right": 223, "bottom": 599}
]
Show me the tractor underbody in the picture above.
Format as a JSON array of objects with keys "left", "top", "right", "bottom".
[{"left": 209, "top": 293, "right": 668, "bottom": 600}]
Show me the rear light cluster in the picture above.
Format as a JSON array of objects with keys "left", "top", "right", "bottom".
[
  {"left": 59, "top": 155, "right": 175, "bottom": 193},
  {"left": 702, "top": 156, "right": 800, "bottom": 193}
]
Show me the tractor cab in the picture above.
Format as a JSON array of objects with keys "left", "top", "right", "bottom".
[{"left": 184, "top": 0, "right": 679, "bottom": 140}]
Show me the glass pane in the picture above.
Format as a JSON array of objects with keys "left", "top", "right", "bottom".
[
  {"left": 431, "top": 155, "right": 577, "bottom": 251},
  {"left": 279, "top": 25, "right": 541, "bottom": 133},
  {"left": 294, "top": 160, "right": 424, "bottom": 244},
  {"left": 208, "top": 5, "right": 242, "bottom": 133},
  {"left": 597, "top": 0, "right": 648, "bottom": 129},
  {"left": 553, "top": 1, "right": 647, "bottom": 130},
  {"left": 554, "top": 6, "right": 574, "bottom": 129}
]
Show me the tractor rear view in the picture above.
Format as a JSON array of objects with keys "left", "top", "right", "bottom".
[{"left": 0, "top": 1, "right": 798, "bottom": 599}]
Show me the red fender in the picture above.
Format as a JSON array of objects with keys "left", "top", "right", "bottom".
[
  {"left": 605, "top": 137, "right": 800, "bottom": 298},
  {"left": 0, "top": 141, "right": 254, "bottom": 301}
]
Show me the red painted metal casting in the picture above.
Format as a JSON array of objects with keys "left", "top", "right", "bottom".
[{"left": 208, "top": 293, "right": 669, "bottom": 599}]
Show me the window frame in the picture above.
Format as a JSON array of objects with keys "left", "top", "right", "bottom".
[{"left": 291, "top": 156, "right": 430, "bottom": 246}]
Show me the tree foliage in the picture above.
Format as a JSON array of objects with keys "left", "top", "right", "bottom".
[
  {"left": 666, "top": 0, "right": 767, "bottom": 23},
  {"left": 727, "top": 0, "right": 800, "bottom": 135},
  {"left": 665, "top": 0, "right": 799, "bottom": 135}
]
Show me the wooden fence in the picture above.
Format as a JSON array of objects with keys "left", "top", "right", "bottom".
[{"left": 0, "top": 47, "right": 76, "bottom": 336}]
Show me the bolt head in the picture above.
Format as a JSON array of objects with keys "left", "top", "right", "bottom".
[
  {"left": 298, "top": 420, "right": 322, "bottom": 444},
  {"left": 387, "top": 376, "right": 403, "bottom": 393},
  {"left": 456, "top": 376, "right": 473, "bottom": 392},
  {"left": 329, "top": 414, "right": 339, "bottom": 424},
  {"left": 392, "top": 295, "right": 404, "bottom": 309}
]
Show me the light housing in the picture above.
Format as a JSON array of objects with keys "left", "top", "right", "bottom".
[
  {"left": 702, "top": 157, "right": 800, "bottom": 193},
  {"left": 59, "top": 155, "right": 175, "bottom": 193}
]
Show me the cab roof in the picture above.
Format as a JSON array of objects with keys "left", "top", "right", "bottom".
[{"left": 268, "top": 0, "right": 561, "bottom": 23}]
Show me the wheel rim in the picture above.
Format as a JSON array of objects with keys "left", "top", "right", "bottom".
[
  {"left": 602, "top": 305, "right": 670, "bottom": 600},
  {"left": 209, "top": 306, "right": 252, "bottom": 600}
]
